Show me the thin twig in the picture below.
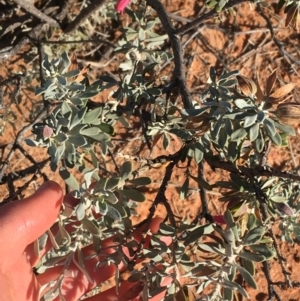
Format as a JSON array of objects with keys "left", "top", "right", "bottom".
[
  {"left": 206, "top": 157, "right": 300, "bottom": 182},
  {"left": 251, "top": 177, "right": 292, "bottom": 288},
  {"left": 28, "top": 37, "right": 115, "bottom": 48},
  {"left": 263, "top": 261, "right": 282, "bottom": 301},
  {"left": 0, "top": 1, "right": 68, "bottom": 62},
  {"left": 108, "top": 149, "right": 120, "bottom": 173},
  {"left": 12, "top": 0, "right": 60, "bottom": 28},
  {"left": 175, "top": 0, "right": 250, "bottom": 36},
  {"left": 0, "top": 158, "right": 50, "bottom": 185},
  {"left": 62, "top": 0, "right": 106, "bottom": 34},
  {"left": 257, "top": 3, "right": 300, "bottom": 66},
  {"left": 191, "top": 160, "right": 213, "bottom": 225},
  {"left": 146, "top": 0, "right": 193, "bottom": 109},
  {"left": 0, "top": 109, "right": 48, "bottom": 183}
]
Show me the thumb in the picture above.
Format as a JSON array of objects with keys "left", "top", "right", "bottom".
[{"left": 0, "top": 181, "right": 63, "bottom": 260}]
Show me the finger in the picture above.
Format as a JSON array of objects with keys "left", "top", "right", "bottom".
[
  {"left": 38, "top": 252, "right": 118, "bottom": 301},
  {"left": 37, "top": 218, "right": 164, "bottom": 300},
  {"left": 31, "top": 193, "right": 97, "bottom": 264},
  {"left": 0, "top": 181, "right": 63, "bottom": 269},
  {"left": 37, "top": 217, "right": 164, "bottom": 286},
  {"left": 0, "top": 254, "right": 41, "bottom": 301},
  {"left": 28, "top": 193, "right": 81, "bottom": 266}
]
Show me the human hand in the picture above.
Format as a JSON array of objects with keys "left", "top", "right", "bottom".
[
  {"left": 0, "top": 181, "right": 170, "bottom": 301},
  {"left": 0, "top": 181, "right": 63, "bottom": 301}
]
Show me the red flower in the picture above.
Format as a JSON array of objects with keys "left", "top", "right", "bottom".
[
  {"left": 212, "top": 215, "right": 226, "bottom": 224},
  {"left": 116, "top": 0, "right": 131, "bottom": 14}
]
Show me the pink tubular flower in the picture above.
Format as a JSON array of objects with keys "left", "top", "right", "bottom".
[{"left": 116, "top": 0, "right": 131, "bottom": 14}]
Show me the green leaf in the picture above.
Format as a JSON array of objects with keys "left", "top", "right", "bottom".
[
  {"left": 222, "top": 278, "right": 249, "bottom": 299},
  {"left": 80, "top": 127, "right": 101, "bottom": 136},
  {"left": 139, "top": 28, "right": 145, "bottom": 40},
  {"left": 82, "top": 218, "right": 100, "bottom": 236},
  {"left": 120, "top": 161, "right": 132, "bottom": 180},
  {"left": 57, "top": 75, "right": 67, "bottom": 86},
  {"left": 90, "top": 132, "right": 110, "bottom": 142},
  {"left": 127, "top": 177, "right": 152, "bottom": 186},
  {"left": 223, "top": 287, "right": 233, "bottom": 301},
  {"left": 249, "top": 244, "right": 275, "bottom": 260},
  {"left": 218, "top": 128, "right": 228, "bottom": 148},
  {"left": 99, "top": 75, "right": 118, "bottom": 83},
  {"left": 243, "top": 115, "right": 257, "bottom": 128},
  {"left": 105, "top": 191, "right": 119, "bottom": 204},
  {"left": 159, "top": 224, "right": 175, "bottom": 236},
  {"left": 145, "top": 34, "right": 168, "bottom": 43},
  {"left": 274, "top": 121, "right": 296, "bottom": 136},
  {"left": 58, "top": 117, "right": 70, "bottom": 127},
  {"left": 70, "top": 97, "right": 83, "bottom": 106},
  {"left": 59, "top": 168, "right": 79, "bottom": 191},
  {"left": 270, "top": 194, "right": 286, "bottom": 203},
  {"left": 263, "top": 117, "right": 276, "bottom": 137},
  {"left": 75, "top": 202, "right": 86, "bottom": 221},
  {"left": 107, "top": 204, "right": 122, "bottom": 221},
  {"left": 77, "top": 91, "right": 101, "bottom": 99},
  {"left": 255, "top": 129, "right": 265, "bottom": 152},
  {"left": 198, "top": 243, "right": 226, "bottom": 256},
  {"left": 194, "top": 147, "right": 204, "bottom": 164},
  {"left": 227, "top": 141, "right": 238, "bottom": 162},
  {"left": 231, "top": 128, "right": 247, "bottom": 141},
  {"left": 224, "top": 210, "right": 235, "bottom": 228},
  {"left": 62, "top": 69, "right": 80, "bottom": 78},
  {"left": 83, "top": 107, "right": 102, "bottom": 124},
  {"left": 257, "top": 110, "right": 265, "bottom": 123},
  {"left": 119, "top": 188, "right": 146, "bottom": 202},
  {"left": 247, "top": 213, "right": 257, "bottom": 230},
  {"left": 239, "top": 250, "right": 266, "bottom": 262},
  {"left": 235, "top": 264, "right": 257, "bottom": 289},
  {"left": 270, "top": 132, "right": 282, "bottom": 146},
  {"left": 97, "top": 201, "right": 108, "bottom": 215},
  {"left": 143, "top": 249, "right": 163, "bottom": 262},
  {"left": 70, "top": 107, "right": 87, "bottom": 129},
  {"left": 211, "top": 117, "right": 223, "bottom": 139},
  {"left": 54, "top": 133, "right": 68, "bottom": 143},
  {"left": 25, "top": 138, "right": 39, "bottom": 146},
  {"left": 234, "top": 99, "right": 253, "bottom": 109},
  {"left": 242, "top": 257, "right": 255, "bottom": 276},
  {"left": 206, "top": 0, "right": 218, "bottom": 8},
  {"left": 60, "top": 51, "right": 71, "bottom": 73},
  {"left": 163, "top": 133, "right": 170, "bottom": 150},
  {"left": 243, "top": 227, "right": 265, "bottom": 245},
  {"left": 184, "top": 224, "right": 214, "bottom": 246},
  {"left": 61, "top": 101, "right": 71, "bottom": 115},
  {"left": 249, "top": 123, "right": 259, "bottom": 141},
  {"left": 209, "top": 66, "right": 216, "bottom": 83},
  {"left": 180, "top": 177, "right": 189, "bottom": 200},
  {"left": 68, "top": 123, "right": 86, "bottom": 135},
  {"left": 181, "top": 107, "right": 208, "bottom": 117},
  {"left": 68, "top": 135, "right": 87, "bottom": 146},
  {"left": 105, "top": 177, "right": 120, "bottom": 190},
  {"left": 99, "top": 123, "right": 115, "bottom": 135}
]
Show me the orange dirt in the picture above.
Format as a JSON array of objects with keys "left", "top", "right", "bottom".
[{"left": 1, "top": 0, "right": 300, "bottom": 300}]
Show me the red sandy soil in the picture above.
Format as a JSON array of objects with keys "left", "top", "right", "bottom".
[{"left": 1, "top": 0, "right": 300, "bottom": 300}]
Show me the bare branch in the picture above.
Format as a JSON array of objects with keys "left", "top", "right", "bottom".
[
  {"left": 146, "top": 0, "right": 193, "bottom": 109},
  {"left": 257, "top": 3, "right": 300, "bottom": 66},
  {"left": 206, "top": 157, "right": 300, "bottom": 182},
  {"left": 12, "top": 0, "right": 60, "bottom": 28},
  {"left": 62, "top": 0, "right": 106, "bottom": 34},
  {"left": 175, "top": 0, "right": 250, "bottom": 36}
]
